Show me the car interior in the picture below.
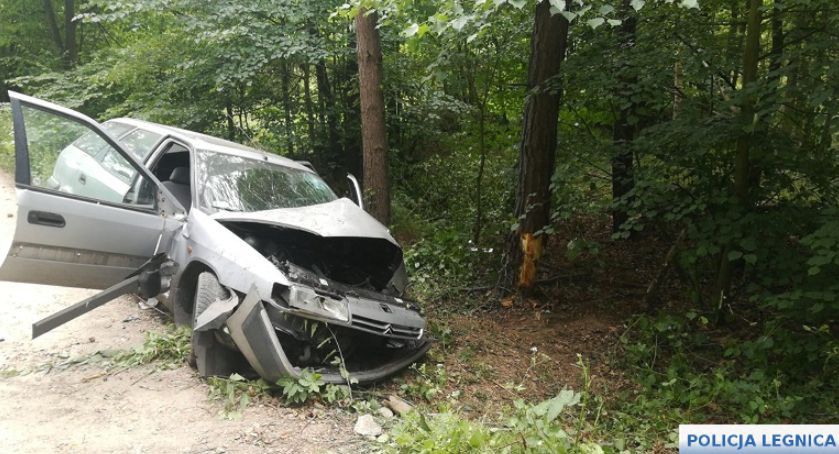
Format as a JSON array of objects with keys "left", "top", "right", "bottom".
[{"left": 151, "top": 142, "right": 192, "bottom": 210}]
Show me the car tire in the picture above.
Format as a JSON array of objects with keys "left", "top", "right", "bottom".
[{"left": 190, "top": 271, "right": 238, "bottom": 378}]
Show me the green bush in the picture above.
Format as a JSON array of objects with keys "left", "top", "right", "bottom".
[{"left": 618, "top": 312, "right": 838, "bottom": 426}]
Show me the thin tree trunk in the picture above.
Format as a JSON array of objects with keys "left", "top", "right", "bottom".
[
  {"left": 63, "top": 0, "right": 77, "bottom": 66},
  {"left": 727, "top": 0, "right": 740, "bottom": 87},
  {"left": 502, "top": 1, "right": 569, "bottom": 292},
  {"left": 714, "top": 0, "right": 762, "bottom": 314},
  {"left": 43, "top": 0, "right": 64, "bottom": 57},
  {"left": 611, "top": 0, "right": 637, "bottom": 234},
  {"left": 473, "top": 106, "right": 488, "bottom": 244},
  {"left": 356, "top": 9, "right": 390, "bottom": 224},
  {"left": 280, "top": 63, "right": 294, "bottom": 155},
  {"left": 225, "top": 98, "right": 236, "bottom": 141},
  {"left": 472, "top": 45, "right": 501, "bottom": 246},
  {"left": 768, "top": 3, "right": 784, "bottom": 85},
  {"left": 316, "top": 60, "right": 341, "bottom": 168},
  {"left": 302, "top": 64, "right": 317, "bottom": 147},
  {"left": 343, "top": 31, "right": 361, "bottom": 176},
  {"left": 673, "top": 57, "right": 683, "bottom": 119}
]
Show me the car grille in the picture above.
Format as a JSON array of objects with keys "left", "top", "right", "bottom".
[{"left": 351, "top": 314, "right": 423, "bottom": 339}]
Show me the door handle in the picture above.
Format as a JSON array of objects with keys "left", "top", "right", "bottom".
[
  {"left": 28, "top": 211, "right": 66, "bottom": 228},
  {"left": 79, "top": 174, "right": 87, "bottom": 184}
]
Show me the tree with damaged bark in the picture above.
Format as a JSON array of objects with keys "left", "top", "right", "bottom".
[{"left": 503, "top": 0, "right": 569, "bottom": 293}]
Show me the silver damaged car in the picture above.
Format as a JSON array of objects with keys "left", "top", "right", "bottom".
[{"left": 0, "top": 92, "right": 430, "bottom": 383}]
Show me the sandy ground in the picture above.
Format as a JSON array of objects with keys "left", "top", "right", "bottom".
[{"left": 0, "top": 171, "right": 361, "bottom": 453}]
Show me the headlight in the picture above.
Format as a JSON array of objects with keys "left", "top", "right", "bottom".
[
  {"left": 285, "top": 285, "right": 349, "bottom": 322},
  {"left": 320, "top": 297, "right": 349, "bottom": 322}
]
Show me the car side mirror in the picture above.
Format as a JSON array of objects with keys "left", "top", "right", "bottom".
[{"left": 346, "top": 173, "right": 364, "bottom": 210}]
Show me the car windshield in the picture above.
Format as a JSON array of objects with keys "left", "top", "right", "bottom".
[{"left": 196, "top": 150, "right": 336, "bottom": 213}]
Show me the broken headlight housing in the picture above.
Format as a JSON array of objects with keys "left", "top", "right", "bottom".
[{"left": 281, "top": 285, "right": 349, "bottom": 322}]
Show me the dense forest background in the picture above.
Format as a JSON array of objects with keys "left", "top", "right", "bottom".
[{"left": 1, "top": 0, "right": 837, "bottom": 450}]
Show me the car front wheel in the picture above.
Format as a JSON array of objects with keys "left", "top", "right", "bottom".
[{"left": 190, "top": 271, "right": 240, "bottom": 378}]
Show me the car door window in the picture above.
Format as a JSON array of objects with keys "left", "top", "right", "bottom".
[
  {"left": 101, "top": 121, "right": 134, "bottom": 139},
  {"left": 21, "top": 105, "right": 154, "bottom": 208},
  {"left": 119, "top": 128, "right": 162, "bottom": 162}
]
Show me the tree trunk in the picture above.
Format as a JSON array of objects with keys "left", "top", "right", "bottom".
[
  {"left": 63, "top": 0, "right": 77, "bottom": 67},
  {"left": 302, "top": 64, "right": 317, "bottom": 149},
  {"left": 673, "top": 57, "right": 683, "bottom": 119},
  {"left": 280, "top": 63, "right": 295, "bottom": 155},
  {"left": 225, "top": 98, "right": 236, "bottom": 141},
  {"left": 342, "top": 30, "right": 362, "bottom": 176},
  {"left": 315, "top": 60, "right": 342, "bottom": 171},
  {"left": 356, "top": 9, "right": 390, "bottom": 225},
  {"left": 472, "top": 46, "right": 500, "bottom": 246},
  {"left": 502, "top": 1, "right": 569, "bottom": 291},
  {"left": 611, "top": 0, "right": 637, "bottom": 234},
  {"left": 43, "top": 0, "right": 64, "bottom": 57},
  {"left": 714, "top": 0, "right": 762, "bottom": 313},
  {"left": 472, "top": 106, "right": 487, "bottom": 244}
]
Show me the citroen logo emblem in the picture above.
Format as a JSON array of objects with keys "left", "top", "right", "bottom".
[{"left": 383, "top": 324, "right": 393, "bottom": 335}]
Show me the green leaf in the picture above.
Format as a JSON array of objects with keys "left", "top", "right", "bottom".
[
  {"left": 560, "top": 11, "right": 577, "bottom": 21},
  {"left": 808, "top": 255, "right": 832, "bottom": 266},
  {"left": 451, "top": 16, "right": 469, "bottom": 31},
  {"left": 630, "top": 0, "right": 645, "bottom": 11},
  {"left": 549, "top": 0, "right": 566, "bottom": 11},
  {"left": 586, "top": 17, "right": 605, "bottom": 29},
  {"left": 680, "top": 0, "right": 699, "bottom": 8},
  {"left": 508, "top": 0, "right": 526, "bottom": 9},
  {"left": 546, "top": 389, "right": 581, "bottom": 422},
  {"left": 403, "top": 23, "right": 420, "bottom": 37},
  {"left": 727, "top": 250, "right": 743, "bottom": 261}
]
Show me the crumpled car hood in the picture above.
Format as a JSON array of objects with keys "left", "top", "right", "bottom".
[{"left": 210, "top": 198, "right": 398, "bottom": 245}]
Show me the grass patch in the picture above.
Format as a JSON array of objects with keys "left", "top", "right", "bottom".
[
  {"left": 111, "top": 324, "right": 192, "bottom": 368},
  {"left": 207, "top": 373, "right": 274, "bottom": 418},
  {"left": 207, "top": 369, "right": 355, "bottom": 418},
  {"left": 388, "top": 390, "right": 606, "bottom": 453}
]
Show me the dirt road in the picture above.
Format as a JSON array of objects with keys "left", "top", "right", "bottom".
[{"left": 0, "top": 172, "right": 359, "bottom": 453}]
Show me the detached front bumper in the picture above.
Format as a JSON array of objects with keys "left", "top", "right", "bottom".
[{"left": 225, "top": 285, "right": 430, "bottom": 384}]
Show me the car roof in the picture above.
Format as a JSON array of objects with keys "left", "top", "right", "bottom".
[{"left": 107, "top": 118, "right": 311, "bottom": 172}]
